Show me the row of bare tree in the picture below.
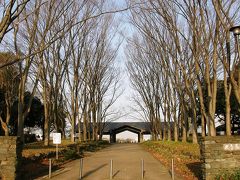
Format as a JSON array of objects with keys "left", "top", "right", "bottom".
[
  {"left": 0, "top": 0, "right": 123, "bottom": 145},
  {"left": 127, "top": 0, "right": 240, "bottom": 143}
]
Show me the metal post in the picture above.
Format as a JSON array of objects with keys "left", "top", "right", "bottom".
[
  {"left": 79, "top": 158, "right": 83, "bottom": 179},
  {"left": 49, "top": 159, "right": 52, "bottom": 179},
  {"left": 141, "top": 159, "right": 144, "bottom": 179},
  {"left": 110, "top": 159, "right": 113, "bottom": 179},
  {"left": 56, "top": 144, "right": 58, "bottom": 160},
  {"left": 226, "top": 40, "right": 231, "bottom": 74},
  {"left": 171, "top": 159, "right": 174, "bottom": 180}
]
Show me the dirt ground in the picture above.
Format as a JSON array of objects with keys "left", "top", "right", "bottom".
[{"left": 37, "top": 143, "right": 183, "bottom": 180}]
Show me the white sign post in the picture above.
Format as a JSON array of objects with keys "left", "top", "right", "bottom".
[{"left": 53, "top": 133, "right": 61, "bottom": 159}]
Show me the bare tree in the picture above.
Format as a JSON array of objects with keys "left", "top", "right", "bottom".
[
  {"left": 212, "top": 0, "right": 240, "bottom": 135},
  {"left": 10, "top": 0, "right": 76, "bottom": 143},
  {"left": 0, "top": 0, "right": 30, "bottom": 43},
  {"left": 0, "top": 53, "right": 19, "bottom": 135}
]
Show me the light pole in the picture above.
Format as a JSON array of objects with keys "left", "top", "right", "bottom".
[
  {"left": 230, "top": 25, "right": 240, "bottom": 65},
  {"left": 229, "top": 25, "right": 240, "bottom": 134},
  {"left": 227, "top": 26, "right": 240, "bottom": 74},
  {"left": 230, "top": 26, "right": 240, "bottom": 36}
]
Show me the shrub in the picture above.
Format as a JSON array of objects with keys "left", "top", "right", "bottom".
[
  {"left": 63, "top": 148, "right": 80, "bottom": 160},
  {"left": 24, "top": 134, "right": 37, "bottom": 143},
  {"left": 215, "top": 169, "right": 240, "bottom": 180}
]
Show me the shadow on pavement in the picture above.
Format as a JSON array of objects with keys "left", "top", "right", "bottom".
[
  {"left": 113, "top": 170, "right": 120, "bottom": 178},
  {"left": 20, "top": 158, "right": 62, "bottom": 180},
  {"left": 82, "top": 163, "right": 108, "bottom": 178},
  {"left": 168, "top": 170, "right": 173, "bottom": 178}
]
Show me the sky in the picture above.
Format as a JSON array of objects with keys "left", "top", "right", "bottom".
[{"left": 107, "top": 0, "right": 140, "bottom": 123}]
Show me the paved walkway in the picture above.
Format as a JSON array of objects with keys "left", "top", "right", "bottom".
[{"left": 43, "top": 144, "right": 180, "bottom": 180}]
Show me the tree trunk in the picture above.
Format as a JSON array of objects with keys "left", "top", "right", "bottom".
[
  {"left": 92, "top": 102, "right": 97, "bottom": 141},
  {"left": 192, "top": 109, "right": 198, "bottom": 144},
  {"left": 196, "top": 79, "right": 206, "bottom": 137},
  {"left": 174, "top": 111, "right": 178, "bottom": 142},
  {"left": 43, "top": 86, "right": 50, "bottom": 146},
  {"left": 17, "top": 91, "right": 24, "bottom": 142},
  {"left": 83, "top": 111, "right": 87, "bottom": 141},
  {"left": 71, "top": 116, "right": 75, "bottom": 143},
  {"left": 224, "top": 68, "right": 232, "bottom": 136},
  {"left": 209, "top": 111, "right": 216, "bottom": 136},
  {"left": 181, "top": 104, "right": 187, "bottom": 142},
  {"left": 0, "top": 117, "right": 9, "bottom": 136},
  {"left": 43, "top": 106, "right": 49, "bottom": 146},
  {"left": 201, "top": 115, "right": 205, "bottom": 137},
  {"left": 163, "top": 114, "right": 167, "bottom": 140},
  {"left": 167, "top": 108, "right": 171, "bottom": 141},
  {"left": 225, "top": 100, "right": 231, "bottom": 136},
  {"left": 44, "top": 116, "right": 49, "bottom": 146},
  {"left": 78, "top": 117, "right": 82, "bottom": 143}
]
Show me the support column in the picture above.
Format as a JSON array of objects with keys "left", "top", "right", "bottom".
[
  {"left": 110, "top": 131, "right": 116, "bottom": 143},
  {"left": 138, "top": 132, "right": 143, "bottom": 143},
  {"left": 114, "top": 133, "right": 116, "bottom": 143},
  {"left": 110, "top": 133, "right": 114, "bottom": 143},
  {"left": 140, "top": 133, "right": 143, "bottom": 142}
]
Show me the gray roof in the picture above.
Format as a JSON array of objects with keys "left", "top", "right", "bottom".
[
  {"left": 76, "top": 121, "right": 174, "bottom": 134},
  {"left": 102, "top": 122, "right": 151, "bottom": 134}
]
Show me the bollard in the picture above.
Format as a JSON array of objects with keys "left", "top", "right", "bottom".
[
  {"left": 56, "top": 144, "right": 58, "bottom": 160},
  {"left": 110, "top": 159, "right": 113, "bottom": 179},
  {"left": 141, "top": 159, "right": 144, "bottom": 179},
  {"left": 79, "top": 158, "right": 83, "bottom": 179},
  {"left": 171, "top": 159, "right": 174, "bottom": 180},
  {"left": 49, "top": 159, "right": 52, "bottom": 179}
]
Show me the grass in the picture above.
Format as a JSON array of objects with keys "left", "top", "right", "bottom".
[
  {"left": 142, "top": 141, "right": 202, "bottom": 180},
  {"left": 22, "top": 139, "right": 110, "bottom": 158},
  {"left": 215, "top": 169, "right": 240, "bottom": 180},
  {"left": 22, "top": 139, "right": 75, "bottom": 158}
]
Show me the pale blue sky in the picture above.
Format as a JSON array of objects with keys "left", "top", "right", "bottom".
[{"left": 107, "top": 0, "right": 139, "bottom": 122}]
